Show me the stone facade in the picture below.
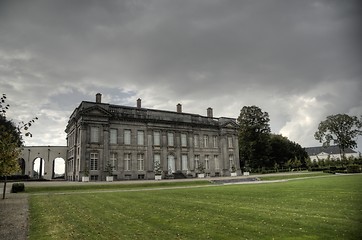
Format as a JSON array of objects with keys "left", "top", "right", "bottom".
[{"left": 65, "top": 94, "right": 240, "bottom": 181}]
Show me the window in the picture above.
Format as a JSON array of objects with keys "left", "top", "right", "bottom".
[
  {"left": 181, "top": 133, "right": 187, "bottom": 147},
  {"left": 90, "top": 127, "right": 99, "bottom": 143},
  {"left": 203, "top": 135, "right": 209, "bottom": 148},
  {"left": 154, "top": 154, "right": 161, "bottom": 169},
  {"left": 90, "top": 153, "right": 98, "bottom": 170},
  {"left": 194, "top": 155, "right": 200, "bottom": 170},
  {"left": 182, "top": 154, "right": 188, "bottom": 171},
  {"left": 194, "top": 135, "right": 199, "bottom": 147},
  {"left": 205, "top": 155, "right": 210, "bottom": 169},
  {"left": 124, "top": 130, "right": 131, "bottom": 145},
  {"left": 153, "top": 131, "right": 160, "bottom": 146},
  {"left": 214, "top": 155, "right": 219, "bottom": 170},
  {"left": 229, "top": 154, "right": 234, "bottom": 170},
  {"left": 213, "top": 136, "right": 218, "bottom": 148},
  {"left": 137, "top": 131, "right": 144, "bottom": 145},
  {"left": 168, "top": 133, "right": 174, "bottom": 147},
  {"left": 110, "top": 153, "right": 117, "bottom": 170},
  {"left": 228, "top": 136, "right": 233, "bottom": 148},
  {"left": 110, "top": 129, "right": 117, "bottom": 144},
  {"left": 167, "top": 155, "right": 175, "bottom": 173},
  {"left": 137, "top": 154, "right": 144, "bottom": 171},
  {"left": 124, "top": 153, "right": 131, "bottom": 171}
]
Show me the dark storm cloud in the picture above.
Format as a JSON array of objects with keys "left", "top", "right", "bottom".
[{"left": 0, "top": 0, "right": 361, "bottom": 149}]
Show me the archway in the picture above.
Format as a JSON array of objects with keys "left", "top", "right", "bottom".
[
  {"left": 33, "top": 157, "right": 45, "bottom": 179},
  {"left": 53, "top": 157, "right": 65, "bottom": 179}
]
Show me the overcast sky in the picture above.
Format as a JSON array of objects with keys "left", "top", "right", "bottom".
[{"left": 1, "top": 0, "right": 361, "bottom": 152}]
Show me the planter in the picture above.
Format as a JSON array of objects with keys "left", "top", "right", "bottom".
[
  {"left": 230, "top": 172, "right": 237, "bottom": 177},
  {"left": 82, "top": 176, "right": 89, "bottom": 182},
  {"left": 243, "top": 172, "right": 250, "bottom": 176},
  {"left": 155, "top": 175, "right": 162, "bottom": 180},
  {"left": 198, "top": 173, "right": 205, "bottom": 178},
  {"left": 106, "top": 176, "right": 113, "bottom": 182}
]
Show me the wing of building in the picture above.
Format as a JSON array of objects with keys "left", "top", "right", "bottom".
[
  {"left": 305, "top": 145, "right": 359, "bottom": 161},
  {"left": 65, "top": 93, "right": 240, "bottom": 181}
]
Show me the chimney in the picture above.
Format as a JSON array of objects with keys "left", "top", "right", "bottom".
[
  {"left": 137, "top": 98, "right": 141, "bottom": 108},
  {"left": 207, "top": 107, "right": 213, "bottom": 118},
  {"left": 96, "top": 93, "right": 102, "bottom": 103},
  {"left": 177, "top": 103, "right": 182, "bottom": 113}
]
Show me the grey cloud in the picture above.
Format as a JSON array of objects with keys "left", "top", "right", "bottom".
[{"left": 0, "top": 0, "right": 361, "bottom": 150}]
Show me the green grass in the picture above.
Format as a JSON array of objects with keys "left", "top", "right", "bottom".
[
  {"left": 25, "top": 180, "right": 211, "bottom": 193},
  {"left": 29, "top": 174, "right": 362, "bottom": 240},
  {"left": 258, "top": 172, "right": 329, "bottom": 181}
]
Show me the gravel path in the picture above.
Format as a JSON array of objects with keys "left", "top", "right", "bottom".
[{"left": 0, "top": 185, "right": 28, "bottom": 240}]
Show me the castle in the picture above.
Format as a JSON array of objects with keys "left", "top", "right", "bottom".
[{"left": 65, "top": 93, "right": 240, "bottom": 181}]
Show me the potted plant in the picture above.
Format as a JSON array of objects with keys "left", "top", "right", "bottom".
[
  {"left": 166, "top": 167, "right": 174, "bottom": 179},
  {"left": 105, "top": 162, "right": 114, "bottom": 182},
  {"left": 231, "top": 165, "right": 237, "bottom": 177},
  {"left": 154, "top": 161, "right": 162, "bottom": 180},
  {"left": 82, "top": 166, "right": 89, "bottom": 182},
  {"left": 197, "top": 162, "right": 205, "bottom": 178}
]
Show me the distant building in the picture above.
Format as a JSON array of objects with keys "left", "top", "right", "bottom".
[
  {"left": 305, "top": 145, "right": 359, "bottom": 161},
  {"left": 65, "top": 93, "right": 240, "bottom": 181}
]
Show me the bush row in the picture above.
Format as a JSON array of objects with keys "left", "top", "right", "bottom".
[
  {"left": 322, "top": 165, "right": 361, "bottom": 174},
  {"left": 0, "top": 175, "right": 30, "bottom": 181}
]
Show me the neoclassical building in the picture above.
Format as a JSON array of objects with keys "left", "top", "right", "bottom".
[{"left": 65, "top": 93, "right": 240, "bottom": 181}]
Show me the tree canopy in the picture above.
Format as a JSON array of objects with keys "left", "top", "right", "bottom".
[
  {"left": 314, "top": 114, "right": 362, "bottom": 158},
  {"left": 0, "top": 94, "right": 23, "bottom": 178},
  {"left": 237, "top": 105, "right": 308, "bottom": 171},
  {"left": 269, "top": 134, "right": 308, "bottom": 169},
  {"left": 0, "top": 125, "right": 21, "bottom": 176},
  {"left": 238, "top": 105, "right": 271, "bottom": 170},
  {"left": 1, "top": 94, "right": 38, "bottom": 199}
]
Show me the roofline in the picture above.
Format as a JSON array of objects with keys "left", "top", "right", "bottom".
[{"left": 79, "top": 100, "right": 236, "bottom": 121}]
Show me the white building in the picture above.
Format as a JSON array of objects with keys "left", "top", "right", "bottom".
[{"left": 305, "top": 145, "right": 359, "bottom": 161}]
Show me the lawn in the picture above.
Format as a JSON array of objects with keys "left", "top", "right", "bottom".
[
  {"left": 29, "top": 174, "right": 362, "bottom": 240},
  {"left": 25, "top": 180, "right": 211, "bottom": 193},
  {"left": 258, "top": 172, "right": 329, "bottom": 181}
]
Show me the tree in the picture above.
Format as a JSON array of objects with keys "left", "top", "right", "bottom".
[
  {"left": 0, "top": 94, "right": 37, "bottom": 199},
  {"left": 269, "top": 134, "right": 308, "bottom": 170},
  {"left": 314, "top": 114, "right": 362, "bottom": 159},
  {"left": 237, "top": 106, "right": 271, "bottom": 170}
]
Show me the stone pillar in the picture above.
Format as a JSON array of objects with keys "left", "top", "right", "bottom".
[
  {"left": 147, "top": 130, "right": 153, "bottom": 178},
  {"left": 79, "top": 123, "right": 87, "bottom": 178},
  {"left": 103, "top": 125, "right": 110, "bottom": 180}
]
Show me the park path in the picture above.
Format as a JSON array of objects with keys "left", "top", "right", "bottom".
[{"left": 0, "top": 185, "right": 28, "bottom": 240}]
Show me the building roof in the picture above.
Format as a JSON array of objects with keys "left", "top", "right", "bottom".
[
  {"left": 305, "top": 145, "right": 357, "bottom": 156},
  {"left": 66, "top": 100, "right": 239, "bottom": 132}
]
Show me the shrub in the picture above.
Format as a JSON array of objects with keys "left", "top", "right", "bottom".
[
  {"left": 11, "top": 183, "right": 25, "bottom": 193},
  {"left": 346, "top": 165, "right": 361, "bottom": 173},
  {"left": 0, "top": 175, "right": 30, "bottom": 181}
]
